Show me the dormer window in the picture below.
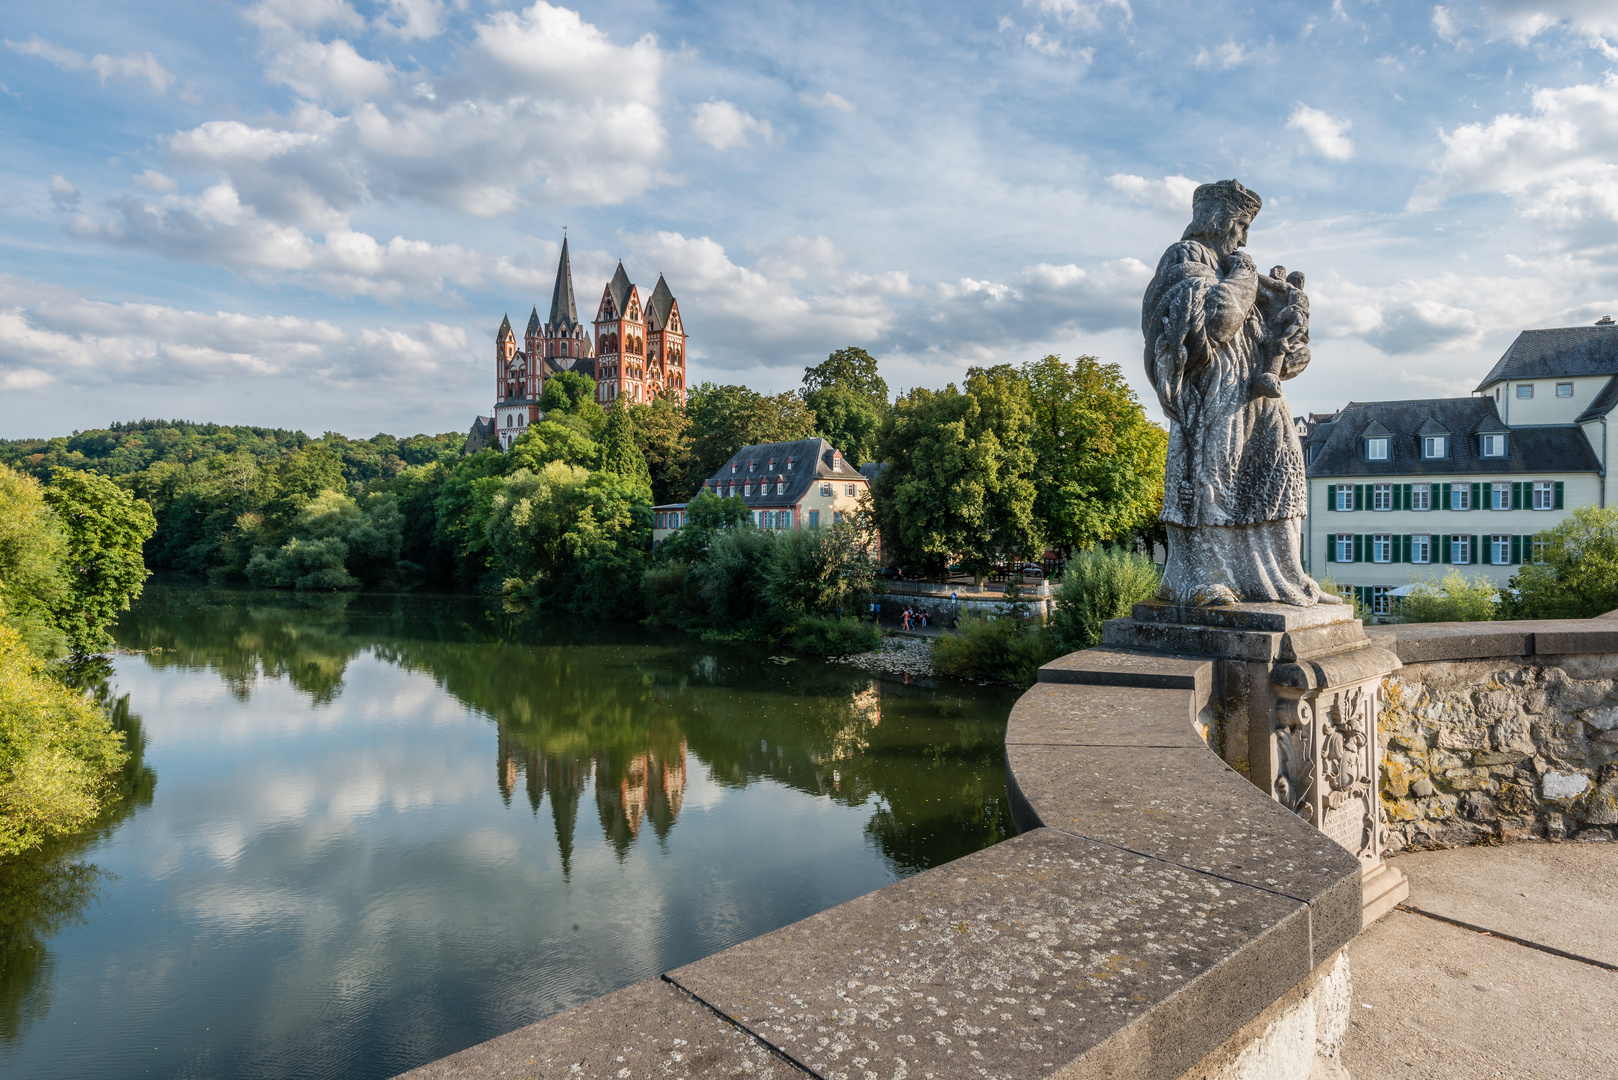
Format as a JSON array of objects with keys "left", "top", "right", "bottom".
[
  {"left": 731, "top": 463, "right": 739, "bottom": 474},
  {"left": 1366, "top": 437, "right": 1389, "bottom": 461},
  {"left": 1422, "top": 435, "right": 1447, "bottom": 459},
  {"left": 786, "top": 457, "right": 794, "bottom": 471},
  {"left": 1482, "top": 433, "right": 1507, "bottom": 457},
  {"left": 768, "top": 459, "right": 776, "bottom": 471},
  {"left": 748, "top": 461, "right": 757, "bottom": 473}
]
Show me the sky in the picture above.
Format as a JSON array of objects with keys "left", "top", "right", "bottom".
[{"left": 4, "top": 0, "right": 1618, "bottom": 440}]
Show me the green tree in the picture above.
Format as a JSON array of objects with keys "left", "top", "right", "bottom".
[
  {"left": 1508, "top": 505, "right": 1618, "bottom": 618},
  {"left": 540, "top": 372, "right": 607, "bottom": 437},
  {"left": 42, "top": 469, "right": 157, "bottom": 655},
  {"left": 686, "top": 383, "right": 819, "bottom": 482},
  {"left": 1021, "top": 355, "right": 1168, "bottom": 554},
  {"left": 873, "top": 367, "right": 1040, "bottom": 581},
  {"left": 763, "top": 524, "right": 876, "bottom": 622},
  {"left": 599, "top": 399, "right": 653, "bottom": 494},
  {"left": 508, "top": 417, "right": 600, "bottom": 472},
  {"left": 630, "top": 396, "right": 695, "bottom": 504},
  {"left": 0, "top": 466, "right": 69, "bottom": 658},
  {"left": 804, "top": 385, "right": 883, "bottom": 466},
  {"left": 803, "top": 347, "right": 888, "bottom": 401},
  {"left": 1397, "top": 570, "right": 1499, "bottom": 623}
]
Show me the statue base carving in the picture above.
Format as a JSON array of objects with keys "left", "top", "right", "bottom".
[{"left": 1105, "top": 600, "right": 1409, "bottom": 923}]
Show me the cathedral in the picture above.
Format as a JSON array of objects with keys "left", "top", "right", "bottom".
[{"left": 473, "top": 237, "right": 688, "bottom": 452}]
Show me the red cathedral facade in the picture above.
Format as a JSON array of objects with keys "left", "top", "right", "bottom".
[{"left": 472, "top": 238, "right": 688, "bottom": 452}]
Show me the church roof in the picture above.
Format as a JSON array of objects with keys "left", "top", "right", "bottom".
[
  {"left": 608, "top": 261, "right": 634, "bottom": 317},
  {"left": 1307, "top": 397, "right": 1599, "bottom": 478},
  {"left": 526, "top": 307, "right": 541, "bottom": 335},
  {"left": 497, "top": 313, "right": 513, "bottom": 339},
  {"left": 700, "top": 438, "right": 862, "bottom": 506},
  {"left": 549, "top": 237, "right": 580, "bottom": 328},
  {"left": 648, "top": 274, "right": 675, "bottom": 327},
  {"left": 1474, "top": 324, "right": 1618, "bottom": 390}
]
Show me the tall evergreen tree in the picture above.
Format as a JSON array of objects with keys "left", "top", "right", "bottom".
[{"left": 599, "top": 398, "right": 653, "bottom": 494}]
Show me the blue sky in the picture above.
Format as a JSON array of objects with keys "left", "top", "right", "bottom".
[{"left": 3, "top": 0, "right": 1618, "bottom": 438}]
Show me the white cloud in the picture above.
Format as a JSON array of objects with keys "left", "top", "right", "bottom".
[
  {"left": 6, "top": 36, "right": 176, "bottom": 94},
  {"left": 1475, "top": 0, "right": 1618, "bottom": 43},
  {"left": 1193, "top": 41, "right": 1250, "bottom": 70},
  {"left": 689, "top": 100, "right": 773, "bottom": 150},
  {"left": 1409, "top": 72, "right": 1618, "bottom": 224},
  {"left": 1432, "top": 5, "right": 1460, "bottom": 42},
  {"left": 1107, "top": 173, "right": 1200, "bottom": 214},
  {"left": 377, "top": 0, "right": 446, "bottom": 40},
  {"left": 801, "top": 91, "right": 854, "bottom": 113},
  {"left": 0, "top": 274, "right": 468, "bottom": 393},
  {"left": 1287, "top": 104, "right": 1355, "bottom": 161},
  {"left": 1024, "top": 0, "right": 1132, "bottom": 28},
  {"left": 48, "top": 175, "right": 80, "bottom": 210},
  {"left": 156, "top": 2, "right": 667, "bottom": 232},
  {"left": 133, "top": 169, "right": 178, "bottom": 193},
  {"left": 244, "top": 0, "right": 364, "bottom": 34}
]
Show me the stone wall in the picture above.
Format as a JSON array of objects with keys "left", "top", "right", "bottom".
[{"left": 1368, "top": 619, "right": 1618, "bottom": 849}]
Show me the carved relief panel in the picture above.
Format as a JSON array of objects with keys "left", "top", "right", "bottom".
[{"left": 1272, "top": 678, "right": 1386, "bottom": 868}]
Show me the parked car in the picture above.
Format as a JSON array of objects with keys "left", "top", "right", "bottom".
[{"left": 1017, "top": 563, "right": 1045, "bottom": 576}]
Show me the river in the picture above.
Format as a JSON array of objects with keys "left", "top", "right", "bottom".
[{"left": 0, "top": 581, "right": 1017, "bottom": 1079}]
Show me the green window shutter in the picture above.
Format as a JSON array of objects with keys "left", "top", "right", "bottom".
[
  {"left": 1554, "top": 480, "right": 1564, "bottom": 509},
  {"left": 1471, "top": 482, "right": 1482, "bottom": 510},
  {"left": 1512, "top": 535, "right": 1522, "bottom": 564},
  {"left": 1470, "top": 534, "right": 1479, "bottom": 564},
  {"left": 1327, "top": 484, "right": 1336, "bottom": 511},
  {"left": 1354, "top": 484, "right": 1364, "bottom": 511},
  {"left": 1439, "top": 534, "right": 1450, "bottom": 564},
  {"left": 1512, "top": 482, "right": 1524, "bottom": 510},
  {"left": 1391, "top": 535, "right": 1402, "bottom": 563},
  {"left": 1353, "top": 534, "right": 1363, "bottom": 562},
  {"left": 1326, "top": 535, "right": 1336, "bottom": 562},
  {"left": 1403, "top": 483, "right": 1412, "bottom": 509},
  {"left": 1359, "top": 586, "right": 1373, "bottom": 611},
  {"left": 1441, "top": 482, "right": 1452, "bottom": 509},
  {"left": 1403, "top": 534, "right": 1413, "bottom": 562}
]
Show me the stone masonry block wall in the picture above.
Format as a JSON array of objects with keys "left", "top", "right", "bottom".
[{"left": 1369, "top": 619, "right": 1618, "bottom": 849}]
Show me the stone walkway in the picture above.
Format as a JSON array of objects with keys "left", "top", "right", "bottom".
[{"left": 1344, "top": 841, "right": 1618, "bottom": 1079}]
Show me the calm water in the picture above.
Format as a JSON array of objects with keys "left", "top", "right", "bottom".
[{"left": 0, "top": 582, "right": 1017, "bottom": 1080}]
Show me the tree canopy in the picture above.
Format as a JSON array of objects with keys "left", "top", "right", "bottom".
[{"left": 686, "top": 383, "right": 818, "bottom": 483}]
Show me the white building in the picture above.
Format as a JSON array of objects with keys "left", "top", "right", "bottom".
[{"left": 1303, "top": 321, "right": 1618, "bottom": 614}]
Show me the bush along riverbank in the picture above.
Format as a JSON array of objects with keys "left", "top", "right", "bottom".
[
  {"left": 930, "top": 547, "right": 1162, "bottom": 687},
  {"left": 0, "top": 464, "right": 156, "bottom": 856}
]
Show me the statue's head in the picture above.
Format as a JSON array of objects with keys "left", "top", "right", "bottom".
[{"left": 1182, "top": 179, "right": 1262, "bottom": 255}]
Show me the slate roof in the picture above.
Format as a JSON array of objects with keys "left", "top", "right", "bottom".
[
  {"left": 1474, "top": 324, "right": 1618, "bottom": 389},
  {"left": 1306, "top": 397, "right": 1600, "bottom": 478},
  {"left": 701, "top": 438, "right": 865, "bottom": 507},
  {"left": 526, "top": 307, "right": 541, "bottom": 336},
  {"left": 608, "top": 261, "right": 634, "bottom": 318},
  {"left": 497, "top": 313, "right": 513, "bottom": 339},
  {"left": 647, "top": 274, "right": 675, "bottom": 328},
  {"left": 548, "top": 237, "right": 580, "bottom": 328},
  {"left": 1576, "top": 375, "right": 1618, "bottom": 423}
]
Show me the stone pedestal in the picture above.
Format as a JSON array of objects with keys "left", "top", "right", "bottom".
[{"left": 1104, "top": 600, "right": 1410, "bottom": 923}]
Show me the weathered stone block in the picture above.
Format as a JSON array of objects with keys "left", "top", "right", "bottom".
[{"left": 1542, "top": 771, "right": 1591, "bottom": 801}]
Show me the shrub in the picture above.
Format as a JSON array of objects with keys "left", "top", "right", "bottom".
[
  {"left": 763, "top": 524, "right": 876, "bottom": 623},
  {"left": 1508, "top": 505, "right": 1618, "bottom": 619},
  {"left": 1397, "top": 570, "right": 1499, "bottom": 623},
  {"left": 789, "top": 615, "right": 880, "bottom": 656},
  {"left": 1316, "top": 574, "right": 1367, "bottom": 622},
  {"left": 642, "top": 561, "right": 701, "bottom": 627},
  {"left": 0, "top": 625, "right": 127, "bottom": 856},
  {"left": 1047, "top": 546, "right": 1161, "bottom": 653},
  {"left": 932, "top": 614, "right": 1057, "bottom": 688}
]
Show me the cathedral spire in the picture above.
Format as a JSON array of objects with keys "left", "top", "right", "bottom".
[{"left": 549, "top": 236, "right": 579, "bottom": 328}]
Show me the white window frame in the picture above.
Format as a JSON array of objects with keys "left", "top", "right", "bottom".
[
  {"left": 775, "top": 481, "right": 785, "bottom": 495},
  {"left": 1533, "top": 481, "right": 1554, "bottom": 510},
  {"left": 819, "top": 482, "right": 832, "bottom": 496},
  {"left": 1557, "top": 382, "right": 1574, "bottom": 398},
  {"left": 1422, "top": 435, "right": 1447, "bottom": 459},
  {"left": 1334, "top": 534, "right": 1354, "bottom": 562},
  {"left": 1532, "top": 535, "right": 1547, "bottom": 563},
  {"left": 845, "top": 483, "right": 856, "bottom": 496},
  {"left": 1482, "top": 434, "right": 1507, "bottom": 457},
  {"left": 1335, "top": 485, "right": 1354, "bottom": 511},
  {"left": 1491, "top": 535, "right": 1512, "bottom": 565},
  {"left": 1372, "top": 534, "right": 1393, "bottom": 563},
  {"left": 1451, "top": 485, "right": 1471, "bottom": 510},
  {"left": 1452, "top": 535, "right": 1471, "bottom": 564},
  {"left": 1372, "top": 484, "right": 1393, "bottom": 511},
  {"left": 1411, "top": 484, "right": 1431, "bottom": 511},
  {"left": 1492, "top": 482, "right": 1511, "bottom": 510},
  {"left": 1366, "top": 438, "right": 1390, "bottom": 460},
  {"left": 1411, "top": 534, "right": 1431, "bottom": 564},
  {"left": 1516, "top": 384, "right": 1534, "bottom": 399},
  {"left": 1372, "top": 587, "right": 1390, "bottom": 616}
]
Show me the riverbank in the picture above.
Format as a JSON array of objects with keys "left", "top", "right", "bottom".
[{"left": 828, "top": 634, "right": 936, "bottom": 678}]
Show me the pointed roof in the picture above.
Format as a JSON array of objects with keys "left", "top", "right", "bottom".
[
  {"left": 548, "top": 237, "right": 579, "bottom": 328},
  {"left": 1360, "top": 419, "right": 1392, "bottom": 438},
  {"left": 608, "top": 261, "right": 634, "bottom": 316},
  {"left": 1414, "top": 415, "right": 1451, "bottom": 436},
  {"left": 648, "top": 274, "right": 675, "bottom": 327},
  {"left": 525, "top": 306, "right": 541, "bottom": 336},
  {"left": 497, "top": 313, "right": 513, "bottom": 339}
]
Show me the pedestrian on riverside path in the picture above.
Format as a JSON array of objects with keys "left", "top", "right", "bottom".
[{"left": 901, "top": 608, "right": 912, "bottom": 630}]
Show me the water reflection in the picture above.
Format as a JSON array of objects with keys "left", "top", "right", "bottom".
[
  {"left": 0, "top": 582, "right": 1015, "bottom": 1080},
  {"left": 117, "top": 582, "right": 1014, "bottom": 877},
  {"left": 0, "top": 674, "right": 155, "bottom": 1047}
]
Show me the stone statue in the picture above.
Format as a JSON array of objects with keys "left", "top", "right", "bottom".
[{"left": 1142, "top": 179, "right": 1339, "bottom": 607}]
